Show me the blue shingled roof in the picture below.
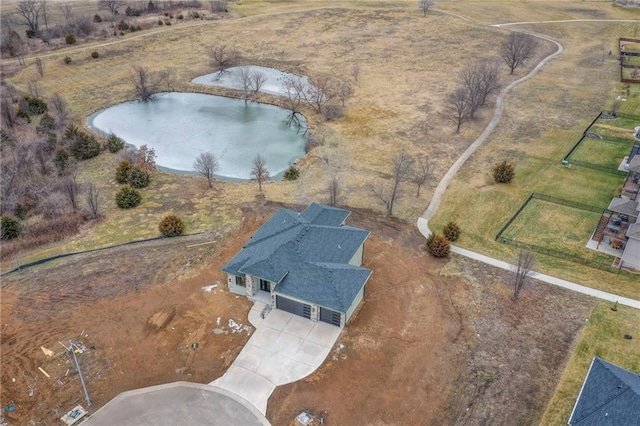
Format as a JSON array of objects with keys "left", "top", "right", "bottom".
[
  {"left": 302, "top": 203, "right": 350, "bottom": 226},
  {"left": 568, "top": 357, "right": 640, "bottom": 425},
  {"left": 222, "top": 204, "right": 371, "bottom": 312}
]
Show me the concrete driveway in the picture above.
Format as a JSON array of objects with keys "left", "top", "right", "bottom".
[{"left": 211, "top": 304, "right": 341, "bottom": 414}]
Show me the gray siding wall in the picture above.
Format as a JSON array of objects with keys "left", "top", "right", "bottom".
[
  {"left": 345, "top": 285, "right": 365, "bottom": 323},
  {"left": 349, "top": 243, "right": 364, "bottom": 266}
]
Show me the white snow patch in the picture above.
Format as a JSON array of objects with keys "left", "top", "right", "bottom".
[
  {"left": 228, "top": 319, "right": 252, "bottom": 334},
  {"left": 202, "top": 284, "right": 219, "bottom": 292}
]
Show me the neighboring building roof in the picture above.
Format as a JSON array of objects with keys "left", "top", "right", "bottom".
[
  {"left": 608, "top": 197, "right": 639, "bottom": 217},
  {"left": 222, "top": 204, "right": 371, "bottom": 313},
  {"left": 568, "top": 357, "right": 640, "bottom": 425},
  {"left": 627, "top": 222, "right": 640, "bottom": 240}
]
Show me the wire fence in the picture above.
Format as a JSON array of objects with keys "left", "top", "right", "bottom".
[{"left": 495, "top": 193, "right": 618, "bottom": 272}]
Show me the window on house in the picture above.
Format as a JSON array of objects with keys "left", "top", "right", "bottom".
[{"left": 235, "top": 275, "right": 246, "bottom": 286}]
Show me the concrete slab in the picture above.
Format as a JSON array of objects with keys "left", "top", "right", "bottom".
[
  {"left": 211, "top": 366, "right": 275, "bottom": 415},
  {"left": 83, "top": 381, "right": 270, "bottom": 426},
  {"left": 212, "top": 306, "right": 342, "bottom": 414}
]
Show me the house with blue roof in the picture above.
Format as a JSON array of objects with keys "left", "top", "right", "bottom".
[
  {"left": 568, "top": 357, "right": 640, "bottom": 425},
  {"left": 222, "top": 203, "right": 372, "bottom": 327}
]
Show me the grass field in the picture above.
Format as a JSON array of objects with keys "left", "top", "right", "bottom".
[
  {"left": 429, "top": 18, "right": 640, "bottom": 299},
  {"left": 499, "top": 198, "right": 614, "bottom": 267},
  {"left": 568, "top": 137, "right": 636, "bottom": 169},
  {"left": 540, "top": 302, "right": 640, "bottom": 425}
]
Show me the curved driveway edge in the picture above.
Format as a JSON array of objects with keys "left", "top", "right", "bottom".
[
  {"left": 82, "top": 381, "right": 270, "bottom": 426},
  {"left": 211, "top": 309, "right": 341, "bottom": 414},
  {"left": 417, "top": 26, "right": 640, "bottom": 310}
]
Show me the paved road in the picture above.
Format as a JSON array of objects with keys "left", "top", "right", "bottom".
[{"left": 417, "top": 22, "right": 640, "bottom": 310}]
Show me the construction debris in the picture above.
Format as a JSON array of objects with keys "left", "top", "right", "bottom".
[
  {"left": 37, "top": 367, "right": 50, "bottom": 378},
  {"left": 41, "top": 346, "right": 55, "bottom": 357}
]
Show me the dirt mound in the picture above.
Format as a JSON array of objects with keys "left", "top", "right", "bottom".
[{"left": 147, "top": 307, "right": 177, "bottom": 331}]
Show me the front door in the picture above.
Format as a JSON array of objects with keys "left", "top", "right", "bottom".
[{"left": 259, "top": 279, "right": 270, "bottom": 292}]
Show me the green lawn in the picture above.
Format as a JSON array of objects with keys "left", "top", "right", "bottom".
[
  {"left": 568, "top": 137, "right": 635, "bottom": 169},
  {"left": 540, "top": 302, "right": 640, "bottom": 425},
  {"left": 500, "top": 198, "right": 614, "bottom": 268}
]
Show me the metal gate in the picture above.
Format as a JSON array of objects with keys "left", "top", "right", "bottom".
[
  {"left": 276, "top": 296, "right": 311, "bottom": 319},
  {"left": 319, "top": 307, "right": 342, "bottom": 327}
]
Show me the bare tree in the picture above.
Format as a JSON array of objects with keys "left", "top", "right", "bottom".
[
  {"left": 419, "top": 0, "right": 435, "bottom": 16},
  {"left": 458, "top": 63, "right": 483, "bottom": 119},
  {"left": 319, "top": 136, "right": 351, "bottom": 206},
  {"left": 350, "top": 63, "right": 360, "bottom": 83},
  {"left": 34, "top": 57, "right": 44, "bottom": 77},
  {"left": 611, "top": 98, "right": 623, "bottom": 116},
  {"left": 444, "top": 88, "right": 471, "bottom": 133},
  {"left": 130, "top": 66, "right": 159, "bottom": 102},
  {"left": 512, "top": 249, "right": 536, "bottom": 300},
  {"left": 306, "top": 76, "right": 336, "bottom": 114},
  {"left": 85, "top": 182, "right": 102, "bottom": 219},
  {"left": 372, "top": 150, "right": 413, "bottom": 216},
  {"left": 50, "top": 93, "right": 70, "bottom": 129},
  {"left": 28, "top": 80, "right": 39, "bottom": 97},
  {"left": 236, "top": 65, "right": 252, "bottom": 102},
  {"left": 337, "top": 80, "right": 353, "bottom": 107},
  {"left": 98, "top": 0, "right": 125, "bottom": 16},
  {"left": 209, "top": 45, "right": 240, "bottom": 71},
  {"left": 500, "top": 32, "right": 538, "bottom": 74},
  {"left": 282, "top": 77, "right": 306, "bottom": 130},
  {"left": 60, "top": 4, "right": 74, "bottom": 29},
  {"left": 193, "top": 152, "right": 219, "bottom": 189},
  {"left": 477, "top": 58, "right": 502, "bottom": 107},
  {"left": 251, "top": 154, "right": 269, "bottom": 191},
  {"left": 249, "top": 69, "right": 267, "bottom": 94},
  {"left": 16, "top": 0, "right": 43, "bottom": 35},
  {"left": 158, "top": 70, "right": 175, "bottom": 92},
  {"left": 62, "top": 169, "right": 79, "bottom": 212},
  {"left": 412, "top": 156, "right": 431, "bottom": 196}
]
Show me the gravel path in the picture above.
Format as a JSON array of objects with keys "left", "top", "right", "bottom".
[{"left": 417, "top": 22, "right": 640, "bottom": 309}]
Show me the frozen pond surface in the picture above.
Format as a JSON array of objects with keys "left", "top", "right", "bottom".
[
  {"left": 192, "top": 66, "right": 314, "bottom": 97},
  {"left": 88, "top": 92, "right": 306, "bottom": 180}
]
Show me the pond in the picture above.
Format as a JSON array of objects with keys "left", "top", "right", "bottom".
[
  {"left": 192, "top": 66, "right": 314, "bottom": 97},
  {"left": 88, "top": 92, "right": 306, "bottom": 180}
]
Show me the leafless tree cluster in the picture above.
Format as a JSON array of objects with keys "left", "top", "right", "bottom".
[
  {"left": 512, "top": 249, "right": 536, "bottom": 300},
  {"left": 500, "top": 32, "right": 538, "bottom": 74},
  {"left": 130, "top": 66, "right": 160, "bottom": 102},
  {"left": 98, "top": 0, "right": 125, "bottom": 16},
  {"left": 281, "top": 74, "right": 353, "bottom": 125},
  {"left": 193, "top": 151, "right": 219, "bottom": 188},
  {"left": 236, "top": 66, "right": 268, "bottom": 102},
  {"left": 372, "top": 150, "right": 410, "bottom": 216},
  {"left": 444, "top": 59, "right": 501, "bottom": 132},
  {"left": 209, "top": 45, "right": 241, "bottom": 71}
]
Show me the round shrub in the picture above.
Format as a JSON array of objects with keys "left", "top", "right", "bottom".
[
  {"left": 158, "top": 19, "right": 164, "bottom": 25},
  {"left": 91, "top": 51, "right": 99, "bottom": 59},
  {"left": 283, "top": 165, "right": 300, "bottom": 181},
  {"left": 493, "top": 160, "right": 515, "bottom": 184},
  {"left": 443, "top": 221, "right": 461, "bottom": 242},
  {"left": 68, "top": 129, "right": 100, "bottom": 160},
  {"left": 24, "top": 96, "right": 48, "bottom": 115},
  {"left": 65, "top": 34, "right": 76, "bottom": 45},
  {"left": 63, "top": 56, "right": 72, "bottom": 64},
  {"left": 158, "top": 214, "right": 185, "bottom": 236},
  {"left": 1, "top": 216, "right": 21, "bottom": 240},
  {"left": 115, "top": 160, "right": 133, "bottom": 184},
  {"left": 428, "top": 234, "right": 450, "bottom": 258},
  {"left": 115, "top": 185, "right": 142, "bottom": 209},
  {"left": 128, "top": 166, "right": 151, "bottom": 189},
  {"left": 106, "top": 133, "right": 125, "bottom": 153},
  {"left": 177, "top": 14, "right": 184, "bottom": 19},
  {"left": 93, "top": 14, "right": 103, "bottom": 23},
  {"left": 55, "top": 148, "right": 71, "bottom": 174}
]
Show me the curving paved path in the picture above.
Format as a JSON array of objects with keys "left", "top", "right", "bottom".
[{"left": 417, "top": 22, "right": 640, "bottom": 310}]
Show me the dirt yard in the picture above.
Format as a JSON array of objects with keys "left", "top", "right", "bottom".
[{"left": 1, "top": 202, "right": 595, "bottom": 425}]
